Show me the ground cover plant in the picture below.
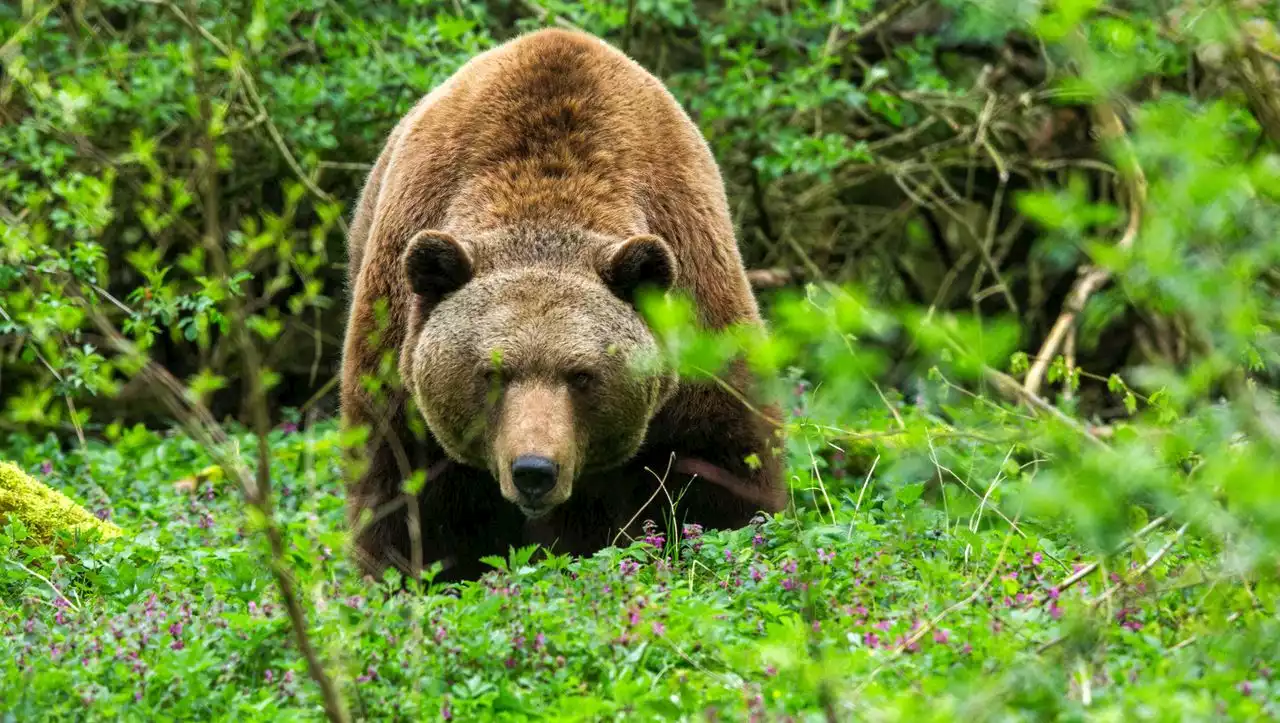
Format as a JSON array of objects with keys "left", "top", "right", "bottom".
[{"left": 2, "top": 0, "right": 1279, "bottom": 720}]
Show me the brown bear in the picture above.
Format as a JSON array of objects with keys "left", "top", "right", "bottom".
[{"left": 340, "top": 27, "right": 785, "bottom": 583}]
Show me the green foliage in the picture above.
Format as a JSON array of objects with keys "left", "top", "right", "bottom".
[
  {"left": 2, "top": 0, "right": 1280, "bottom": 720},
  {"left": 3, "top": 423, "right": 1276, "bottom": 719}
]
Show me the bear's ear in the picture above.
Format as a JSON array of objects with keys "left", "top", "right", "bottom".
[
  {"left": 601, "top": 234, "right": 677, "bottom": 304},
  {"left": 403, "top": 230, "right": 473, "bottom": 301}
]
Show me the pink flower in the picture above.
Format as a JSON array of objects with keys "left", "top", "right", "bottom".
[{"left": 1031, "top": 552, "right": 1043, "bottom": 566}]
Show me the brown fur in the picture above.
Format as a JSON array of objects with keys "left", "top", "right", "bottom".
[{"left": 341, "top": 28, "right": 785, "bottom": 582}]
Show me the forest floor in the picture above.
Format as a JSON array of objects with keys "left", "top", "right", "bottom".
[{"left": 2, "top": 421, "right": 1274, "bottom": 721}]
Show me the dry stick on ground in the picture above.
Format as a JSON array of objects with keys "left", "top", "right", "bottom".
[
  {"left": 1044, "top": 513, "right": 1171, "bottom": 602},
  {"left": 1037, "top": 520, "right": 1191, "bottom": 654},
  {"left": 1023, "top": 89, "right": 1149, "bottom": 396}
]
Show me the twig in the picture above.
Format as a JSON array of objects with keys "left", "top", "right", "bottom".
[
  {"left": 621, "top": 0, "right": 637, "bottom": 55},
  {"left": 610, "top": 455, "right": 676, "bottom": 548},
  {"left": 162, "top": 6, "right": 353, "bottom": 719},
  {"left": 1024, "top": 51, "right": 1148, "bottom": 396},
  {"left": 1088, "top": 521, "right": 1190, "bottom": 608},
  {"left": 1168, "top": 612, "right": 1242, "bottom": 652},
  {"left": 1037, "top": 520, "right": 1189, "bottom": 654},
  {"left": 1045, "top": 514, "right": 1170, "bottom": 600},
  {"left": 521, "top": 0, "right": 582, "bottom": 31},
  {"left": 10, "top": 559, "right": 81, "bottom": 613},
  {"left": 851, "top": 455, "right": 879, "bottom": 521},
  {"left": 147, "top": 0, "right": 349, "bottom": 235},
  {"left": 829, "top": 0, "right": 927, "bottom": 51},
  {"left": 746, "top": 267, "right": 808, "bottom": 289},
  {"left": 853, "top": 522, "right": 1016, "bottom": 695},
  {"left": 981, "top": 365, "right": 1110, "bottom": 449},
  {"left": 0, "top": 3, "right": 56, "bottom": 64}
]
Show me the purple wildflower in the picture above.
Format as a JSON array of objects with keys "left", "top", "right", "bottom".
[{"left": 40, "top": 460, "right": 53, "bottom": 475}]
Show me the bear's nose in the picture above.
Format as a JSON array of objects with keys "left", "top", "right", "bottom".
[{"left": 511, "top": 455, "right": 558, "bottom": 500}]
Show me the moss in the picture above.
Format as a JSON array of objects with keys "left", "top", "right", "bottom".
[{"left": 0, "top": 461, "right": 123, "bottom": 544}]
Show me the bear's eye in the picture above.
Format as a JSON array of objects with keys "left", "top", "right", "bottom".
[{"left": 568, "top": 370, "right": 596, "bottom": 392}]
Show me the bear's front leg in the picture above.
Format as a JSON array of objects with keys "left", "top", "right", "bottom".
[{"left": 349, "top": 438, "right": 524, "bottom": 584}]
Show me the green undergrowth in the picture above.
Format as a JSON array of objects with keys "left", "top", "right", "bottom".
[{"left": 2, "top": 420, "right": 1274, "bottom": 721}]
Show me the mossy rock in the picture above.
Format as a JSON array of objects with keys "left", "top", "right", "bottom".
[{"left": 0, "top": 461, "right": 123, "bottom": 545}]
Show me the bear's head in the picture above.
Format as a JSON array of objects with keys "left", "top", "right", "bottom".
[{"left": 401, "top": 226, "right": 680, "bottom": 518}]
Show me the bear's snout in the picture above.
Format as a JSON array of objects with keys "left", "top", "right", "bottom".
[
  {"left": 493, "top": 382, "right": 578, "bottom": 516},
  {"left": 511, "top": 455, "right": 558, "bottom": 502}
]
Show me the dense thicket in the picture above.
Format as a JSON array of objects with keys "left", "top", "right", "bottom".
[{"left": 6, "top": 1, "right": 1275, "bottom": 431}]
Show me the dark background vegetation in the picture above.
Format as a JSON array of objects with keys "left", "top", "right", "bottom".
[{"left": 8, "top": 0, "right": 1275, "bottom": 434}]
